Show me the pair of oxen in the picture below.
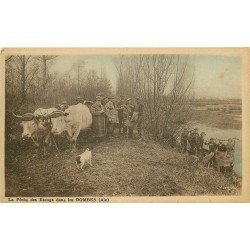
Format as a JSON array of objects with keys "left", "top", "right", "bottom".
[{"left": 13, "top": 103, "right": 93, "bottom": 153}]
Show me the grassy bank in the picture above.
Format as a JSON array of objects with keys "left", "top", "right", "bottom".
[{"left": 5, "top": 137, "right": 241, "bottom": 197}]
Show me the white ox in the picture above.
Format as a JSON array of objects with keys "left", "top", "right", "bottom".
[
  {"left": 13, "top": 108, "right": 58, "bottom": 149},
  {"left": 49, "top": 103, "right": 92, "bottom": 152}
]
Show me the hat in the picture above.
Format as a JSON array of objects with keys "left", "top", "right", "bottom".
[
  {"left": 61, "top": 101, "right": 67, "bottom": 105},
  {"left": 97, "top": 92, "right": 104, "bottom": 97},
  {"left": 96, "top": 96, "right": 102, "bottom": 101}
]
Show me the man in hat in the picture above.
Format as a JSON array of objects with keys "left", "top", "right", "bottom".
[
  {"left": 96, "top": 92, "right": 105, "bottom": 105},
  {"left": 207, "top": 138, "right": 218, "bottom": 167},
  {"left": 217, "top": 140, "right": 227, "bottom": 152},
  {"left": 90, "top": 96, "right": 106, "bottom": 138},
  {"left": 196, "top": 132, "right": 206, "bottom": 156},
  {"left": 188, "top": 129, "right": 198, "bottom": 155},
  {"left": 91, "top": 96, "right": 105, "bottom": 115},
  {"left": 124, "top": 98, "right": 135, "bottom": 138},
  {"left": 226, "top": 138, "right": 235, "bottom": 157},
  {"left": 59, "top": 101, "right": 69, "bottom": 111},
  {"left": 117, "top": 95, "right": 126, "bottom": 134},
  {"left": 105, "top": 96, "right": 118, "bottom": 137},
  {"left": 208, "top": 138, "right": 217, "bottom": 153},
  {"left": 134, "top": 97, "right": 144, "bottom": 137}
]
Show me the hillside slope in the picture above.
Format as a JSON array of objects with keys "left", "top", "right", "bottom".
[{"left": 5, "top": 137, "right": 241, "bottom": 197}]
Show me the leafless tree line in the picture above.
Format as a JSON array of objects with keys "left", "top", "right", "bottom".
[
  {"left": 5, "top": 56, "right": 112, "bottom": 113},
  {"left": 6, "top": 54, "right": 193, "bottom": 144},
  {"left": 114, "top": 55, "right": 195, "bottom": 144}
]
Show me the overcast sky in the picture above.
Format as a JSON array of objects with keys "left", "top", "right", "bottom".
[{"left": 51, "top": 55, "right": 242, "bottom": 99}]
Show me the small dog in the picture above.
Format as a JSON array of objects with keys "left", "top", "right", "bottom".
[{"left": 76, "top": 148, "right": 92, "bottom": 170}]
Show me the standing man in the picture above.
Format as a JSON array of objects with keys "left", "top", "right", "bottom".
[
  {"left": 188, "top": 130, "right": 196, "bottom": 155},
  {"left": 91, "top": 96, "right": 105, "bottom": 115},
  {"left": 117, "top": 95, "right": 126, "bottom": 134},
  {"left": 180, "top": 128, "right": 189, "bottom": 153},
  {"left": 124, "top": 98, "right": 135, "bottom": 138},
  {"left": 105, "top": 96, "right": 118, "bottom": 137},
  {"left": 196, "top": 132, "right": 206, "bottom": 156},
  {"left": 191, "top": 128, "right": 199, "bottom": 155},
  {"left": 134, "top": 97, "right": 144, "bottom": 137},
  {"left": 91, "top": 96, "right": 106, "bottom": 138},
  {"left": 226, "top": 138, "right": 235, "bottom": 157},
  {"left": 208, "top": 138, "right": 217, "bottom": 167}
]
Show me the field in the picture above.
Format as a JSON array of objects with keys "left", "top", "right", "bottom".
[{"left": 5, "top": 136, "right": 241, "bottom": 197}]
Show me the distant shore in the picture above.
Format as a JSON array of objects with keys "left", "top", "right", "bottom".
[{"left": 190, "top": 109, "right": 242, "bottom": 130}]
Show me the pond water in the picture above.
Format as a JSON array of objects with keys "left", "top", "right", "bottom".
[
  {"left": 192, "top": 104, "right": 242, "bottom": 111},
  {"left": 188, "top": 122, "right": 242, "bottom": 176}
]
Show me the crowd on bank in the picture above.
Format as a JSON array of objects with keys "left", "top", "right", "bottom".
[
  {"left": 180, "top": 128, "right": 236, "bottom": 167},
  {"left": 57, "top": 93, "right": 144, "bottom": 138}
]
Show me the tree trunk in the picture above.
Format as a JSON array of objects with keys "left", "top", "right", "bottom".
[
  {"left": 21, "top": 56, "right": 26, "bottom": 104},
  {"left": 42, "top": 55, "right": 47, "bottom": 90}
]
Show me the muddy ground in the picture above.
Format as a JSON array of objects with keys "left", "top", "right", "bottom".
[{"left": 5, "top": 135, "right": 241, "bottom": 197}]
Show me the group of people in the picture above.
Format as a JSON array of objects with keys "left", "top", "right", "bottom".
[
  {"left": 180, "top": 128, "right": 235, "bottom": 167},
  {"left": 181, "top": 128, "right": 205, "bottom": 156},
  {"left": 90, "top": 93, "right": 144, "bottom": 138},
  {"left": 57, "top": 93, "right": 144, "bottom": 138}
]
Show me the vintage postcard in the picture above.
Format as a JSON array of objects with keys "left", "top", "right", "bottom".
[{"left": 0, "top": 48, "right": 249, "bottom": 203}]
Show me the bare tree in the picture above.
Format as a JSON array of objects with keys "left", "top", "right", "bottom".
[
  {"left": 115, "top": 55, "right": 195, "bottom": 143},
  {"left": 10, "top": 56, "right": 39, "bottom": 104},
  {"left": 36, "top": 56, "right": 58, "bottom": 91}
]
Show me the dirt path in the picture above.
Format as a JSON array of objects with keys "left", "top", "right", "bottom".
[{"left": 5, "top": 137, "right": 241, "bottom": 197}]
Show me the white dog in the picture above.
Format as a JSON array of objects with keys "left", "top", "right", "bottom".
[{"left": 76, "top": 148, "right": 92, "bottom": 169}]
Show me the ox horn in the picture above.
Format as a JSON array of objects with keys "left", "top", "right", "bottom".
[
  {"left": 12, "top": 112, "right": 23, "bottom": 119},
  {"left": 21, "top": 113, "right": 34, "bottom": 121},
  {"left": 13, "top": 112, "right": 34, "bottom": 121},
  {"left": 47, "top": 110, "right": 64, "bottom": 119}
]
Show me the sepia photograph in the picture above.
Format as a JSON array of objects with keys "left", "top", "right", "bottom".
[
  {"left": 1, "top": 48, "right": 249, "bottom": 202},
  {"left": 1, "top": 2, "right": 250, "bottom": 250}
]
